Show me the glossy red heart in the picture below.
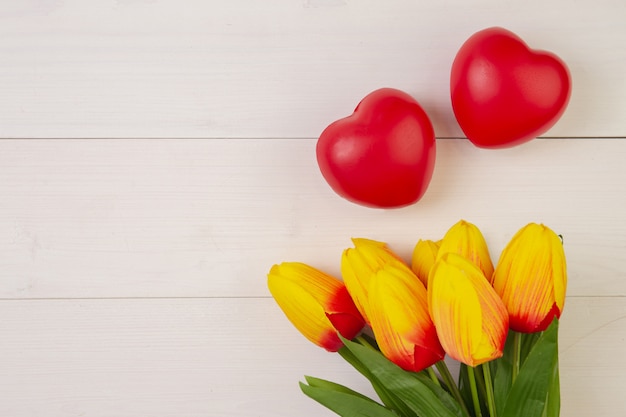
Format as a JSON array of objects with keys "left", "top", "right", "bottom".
[
  {"left": 451, "top": 27, "right": 571, "bottom": 148},
  {"left": 316, "top": 88, "right": 436, "bottom": 208}
]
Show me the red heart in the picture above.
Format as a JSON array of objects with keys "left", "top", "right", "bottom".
[
  {"left": 451, "top": 27, "right": 571, "bottom": 148},
  {"left": 316, "top": 88, "right": 436, "bottom": 208}
]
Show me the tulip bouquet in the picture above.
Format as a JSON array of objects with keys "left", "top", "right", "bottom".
[{"left": 267, "top": 220, "right": 567, "bottom": 417}]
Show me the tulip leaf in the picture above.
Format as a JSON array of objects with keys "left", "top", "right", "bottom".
[
  {"left": 493, "top": 332, "right": 515, "bottom": 415},
  {"left": 303, "top": 375, "right": 377, "bottom": 402},
  {"left": 339, "top": 345, "right": 419, "bottom": 417},
  {"left": 501, "top": 319, "right": 560, "bottom": 417},
  {"left": 411, "top": 371, "right": 472, "bottom": 417},
  {"left": 457, "top": 364, "right": 473, "bottom": 412},
  {"left": 341, "top": 337, "right": 466, "bottom": 417},
  {"left": 544, "top": 350, "right": 561, "bottom": 417},
  {"left": 300, "top": 381, "right": 399, "bottom": 417},
  {"left": 520, "top": 331, "right": 542, "bottom": 364}
]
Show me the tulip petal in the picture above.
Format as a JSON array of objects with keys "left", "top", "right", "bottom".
[
  {"left": 341, "top": 238, "right": 407, "bottom": 324},
  {"left": 268, "top": 271, "right": 342, "bottom": 351},
  {"left": 368, "top": 264, "right": 444, "bottom": 372},
  {"left": 326, "top": 286, "right": 365, "bottom": 340},
  {"left": 493, "top": 223, "right": 567, "bottom": 333},
  {"left": 438, "top": 220, "right": 494, "bottom": 281},
  {"left": 411, "top": 239, "right": 440, "bottom": 287},
  {"left": 268, "top": 262, "right": 364, "bottom": 351},
  {"left": 271, "top": 262, "right": 343, "bottom": 304},
  {"left": 429, "top": 253, "right": 508, "bottom": 367},
  {"left": 428, "top": 260, "right": 482, "bottom": 365}
]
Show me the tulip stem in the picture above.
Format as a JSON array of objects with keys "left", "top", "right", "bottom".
[
  {"left": 512, "top": 331, "right": 522, "bottom": 383},
  {"left": 482, "top": 363, "right": 497, "bottom": 417},
  {"left": 427, "top": 367, "right": 441, "bottom": 387},
  {"left": 467, "top": 366, "right": 483, "bottom": 417},
  {"left": 436, "top": 361, "right": 471, "bottom": 417},
  {"left": 355, "top": 335, "right": 377, "bottom": 351}
]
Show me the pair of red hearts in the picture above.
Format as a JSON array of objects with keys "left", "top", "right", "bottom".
[{"left": 316, "top": 27, "right": 572, "bottom": 209}]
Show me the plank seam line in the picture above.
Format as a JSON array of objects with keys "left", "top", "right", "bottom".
[
  {"left": 0, "top": 137, "right": 625, "bottom": 141},
  {"left": 0, "top": 295, "right": 619, "bottom": 302}
]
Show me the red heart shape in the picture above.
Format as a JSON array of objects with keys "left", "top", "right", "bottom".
[
  {"left": 316, "top": 88, "right": 436, "bottom": 208},
  {"left": 451, "top": 27, "right": 571, "bottom": 148}
]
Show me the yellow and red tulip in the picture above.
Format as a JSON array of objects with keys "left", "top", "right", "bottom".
[
  {"left": 492, "top": 223, "right": 567, "bottom": 333},
  {"left": 428, "top": 253, "right": 509, "bottom": 367},
  {"left": 437, "top": 220, "right": 494, "bottom": 281},
  {"left": 411, "top": 239, "right": 440, "bottom": 287},
  {"left": 341, "top": 238, "right": 407, "bottom": 324},
  {"left": 267, "top": 262, "right": 365, "bottom": 352},
  {"left": 368, "top": 262, "right": 445, "bottom": 372}
]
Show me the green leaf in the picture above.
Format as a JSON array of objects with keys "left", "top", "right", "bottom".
[
  {"left": 544, "top": 348, "right": 561, "bottom": 417},
  {"left": 493, "top": 332, "right": 515, "bottom": 415},
  {"left": 458, "top": 364, "right": 474, "bottom": 415},
  {"left": 300, "top": 382, "right": 398, "bottom": 417},
  {"left": 341, "top": 337, "right": 466, "bottom": 417},
  {"left": 338, "top": 345, "right": 419, "bottom": 417},
  {"left": 411, "top": 371, "right": 471, "bottom": 417},
  {"left": 304, "top": 375, "right": 376, "bottom": 402},
  {"left": 501, "top": 319, "right": 560, "bottom": 417},
  {"left": 520, "top": 331, "right": 542, "bottom": 365}
]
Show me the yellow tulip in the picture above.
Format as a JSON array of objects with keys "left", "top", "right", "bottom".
[
  {"left": 368, "top": 263, "right": 445, "bottom": 372},
  {"left": 428, "top": 253, "right": 509, "bottom": 367},
  {"left": 341, "top": 238, "right": 408, "bottom": 324},
  {"left": 267, "top": 262, "right": 365, "bottom": 352},
  {"left": 411, "top": 239, "right": 440, "bottom": 287},
  {"left": 437, "top": 220, "right": 494, "bottom": 281},
  {"left": 492, "top": 223, "right": 567, "bottom": 333}
]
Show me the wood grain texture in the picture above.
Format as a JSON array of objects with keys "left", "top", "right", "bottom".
[
  {"left": 0, "top": 297, "right": 622, "bottom": 417},
  {"left": 0, "top": 0, "right": 624, "bottom": 138},
  {"left": 1, "top": 138, "right": 624, "bottom": 299},
  {"left": 0, "top": 1, "right": 624, "bottom": 416}
]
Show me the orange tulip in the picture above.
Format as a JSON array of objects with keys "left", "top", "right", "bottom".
[
  {"left": 368, "top": 262, "right": 445, "bottom": 372},
  {"left": 437, "top": 220, "right": 494, "bottom": 281},
  {"left": 341, "top": 238, "right": 407, "bottom": 324},
  {"left": 428, "top": 253, "right": 509, "bottom": 367},
  {"left": 267, "top": 262, "right": 365, "bottom": 352},
  {"left": 492, "top": 223, "right": 567, "bottom": 333},
  {"left": 411, "top": 239, "right": 440, "bottom": 287}
]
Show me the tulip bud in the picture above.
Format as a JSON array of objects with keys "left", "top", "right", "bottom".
[
  {"left": 492, "top": 223, "right": 567, "bottom": 333},
  {"left": 341, "top": 238, "right": 408, "bottom": 324},
  {"left": 268, "top": 262, "right": 365, "bottom": 352},
  {"left": 411, "top": 239, "right": 440, "bottom": 287},
  {"left": 428, "top": 253, "right": 509, "bottom": 367},
  {"left": 369, "top": 263, "right": 445, "bottom": 372},
  {"left": 437, "top": 220, "right": 494, "bottom": 281}
]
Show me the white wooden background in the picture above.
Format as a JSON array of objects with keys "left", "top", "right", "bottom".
[{"left": 1, "top": 1, "right": 625, "bottom": 416}]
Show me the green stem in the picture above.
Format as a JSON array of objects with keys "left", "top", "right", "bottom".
[
  {"left": 474, "top": 365, "right": 488, "bottom": 405},
  {"left": 355, "top": 335, "right": 377, "bottom": 351},
  {"left": 427, "top": 367, "right": 442, "bottom": 387},
  {"left": 512, "top": 331, "right": 522, "bottom": 384},
  {"left": 467, "top": 366, "right": 483, "bottom": 417},
  {"left": 482, "top": 363, "right": 497, "bottom": 417},
  {"left": 436, "top": 361, "right": 471, "bottom": 417}
]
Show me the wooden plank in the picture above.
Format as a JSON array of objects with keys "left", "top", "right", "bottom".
[
  {"left": 559, "top": 296, "right": 626, "bottom": 417},
  {"left": 1, "top": 138, "right": 624, "bottom": 298},
  {"left": 0, "top": 297, "right": 372, "bottom": 417},
  {"left": 0, "top": 1, "right": 623, "bottom": 138},
  {"left": 0, "top": 296, "right": 621, "bottom": 417}
]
